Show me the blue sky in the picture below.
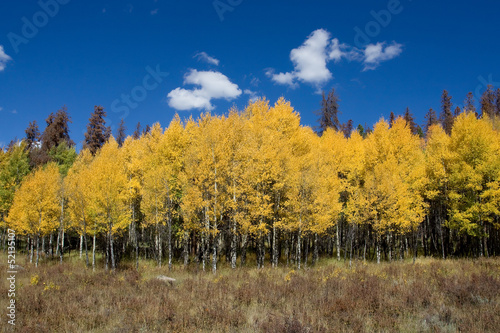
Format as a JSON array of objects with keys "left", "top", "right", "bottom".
[{"left": 0, "top": 0, "right": 499, "bottom": 148}]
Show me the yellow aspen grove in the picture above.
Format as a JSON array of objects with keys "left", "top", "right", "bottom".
[
  {"left": 218, "top": 109, "right": 248, "bottom": 269},
  {"left": 241, "top": 100, "right": 275, "bottom": 268},
  {"left": 363, "top": 118, "right": 426, "bottom": 263},
  {"left": 424, "top": 123, "right": 453, "bottom": 258},
  {"left": 141, "top": 123, "right": 168, "bottom": 267},
  {"left": 283, "top": 126, "right": 316, "bottom": 269},
  {"left": 122, "top": 134, "right": 147, "bottom": 270},
  {"left": 182, "top": 113, "right": 231, "bottom": 273},
  {"left": 243, "top": 99, "right": 299, "bottom": 268},
  {"left": 180, "top": 117, "right": 204, "bottom": 266},
  {"left": 159, "top": 116, "right": 188, "bottom": 270},
  {"left": 0, "top": 142, "right": 30, "bottom": 233},
  {"left": 7, "top": 163, "right": 61, "bottom": 266},
  {"left": 87, "top": 137, "right": 131, "bottom": 270},
  {"left": 268, "top": 99, "right": 304, "bottom": 268},
  {"left": 8, "top": 97, "right": 500, "bottom": 273},
  {"left": 65, "top": 149, "right": 95, "bottom": 268},
  {"left": 325, "top": 129, "right": 363, "bottom": 263},
  {"left": 141, "top": 119, "right": 187, "bottom": 269},
  {"left": 447, "top": 112, "right": 500, "bottom": 256}
]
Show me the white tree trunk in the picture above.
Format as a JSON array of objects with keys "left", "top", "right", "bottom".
[
  {"left": 35, "top": 233, "right": 40, "bottom": 267},
  {"left": 29, "top": 236, "right": 33, "bottom": 264},
  {"left": 168, "top": 214, "right": 172, "bottom": 271},
  {"left": 376, "top": 235, "right": 381, "bottom": 264},
  {"left": 92, "top": 234, "right": 96, "bottom": 271},
  {"left": 79, "top": 235, "right": 83, "bottom": 258},
  {"left": 336, "top": 222, "right": 341, "bottom": 261}
]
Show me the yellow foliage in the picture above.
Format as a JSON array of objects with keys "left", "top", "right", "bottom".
[{"left": 7, "top": 163, "right": 61, "bottom": 236}]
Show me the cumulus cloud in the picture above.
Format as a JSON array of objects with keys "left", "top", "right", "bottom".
[
  {"left": 363, "top": 42, "right": 403, "bottom": 71},
  {"left": 194, "top": 52, "right": 220, "bottom": 66},
  {"left": 328, "top": 38, "right": 345, "bottom": 62},
  {"left": 267, "top": 70, "right": 297, "bottom": 88},
  {"left": 167, "top": 70, "right": 242, "bottom": 111},
  {"left": 270, "top": 29, "right": 333, "bottom": 87},
  {"left": 0, "top": 46, "right": 12, "bottom": 71},
  {"left": 289, "top": 29, "right": 332, "bottom": 85},
  {"left": 269, "top": 29, "right": 403, "bottom": 87}
]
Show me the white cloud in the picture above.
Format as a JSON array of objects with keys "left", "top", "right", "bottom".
[
  {"left": 269, "top": 29, "right": 403, "bottom": 87},
  {"left": 328, "top": 38, "right": 345, "bottom": 62},
  {"left": 194, "top": 52, "right": 220, "bottom": 66},
  {"left": 363, "top": 42, "right": 403, "bottom": 71},
  {"left": 289, "top": 29, "right": 332, "bottom": 85},
  {"left": 267, "top": 70, "right": 297, "bottom": 88},
  {"left": 0, "top": 46, "right": 12, "bottom": 71},
  {"left": 167, "top": 70, "right": 242, "bottom": 111},
  {"left": 270, "top": 29, "right": 332, "bottom": 87}
]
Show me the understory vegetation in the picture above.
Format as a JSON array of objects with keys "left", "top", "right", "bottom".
[{"left": 1, "top": 254, "right": 499, "bottom": 332}]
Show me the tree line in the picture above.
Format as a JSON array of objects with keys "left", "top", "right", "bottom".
[{"left": 1, "top": 86, "right": 500, "bottom": 273}]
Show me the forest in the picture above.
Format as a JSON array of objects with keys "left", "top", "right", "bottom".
[{"left": 2, "top": 86, "right": 500, "bottom": 274}]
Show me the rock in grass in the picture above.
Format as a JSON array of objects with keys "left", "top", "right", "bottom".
[{"left": 156, "top": 275, "right": 176, "bottom": 285}]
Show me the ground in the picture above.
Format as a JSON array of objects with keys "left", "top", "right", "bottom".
[{"left": 1, "top": 253, "right": 499, "bottom": 332}]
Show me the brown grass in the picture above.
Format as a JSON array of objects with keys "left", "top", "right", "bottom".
[{"left": 1, "top": 255, "right": 499, "bottom": 332}]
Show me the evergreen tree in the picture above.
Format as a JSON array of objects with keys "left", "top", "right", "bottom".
[
  {"left": 142, "top": 124, "right": 151, "bottom": 136},
  {"left": 25, "top": 121, "right": 40, "bottom": 151},
  {"left": 315, "top": 88, "right": 340, "bottom": 135},
  {"left": 416, "top": 125, "right": 424, "bottom": 138},
  {"left": 41, "top": 106, "right": 74, "bottom": 152},
  {"left": 357, "top": 124, "right": 365, "bottom": 137},
  {"left": 389, "top": 111, "right": 396, "bottom": 128},
  {"left": 83, "top": 106, "right": 111, "bottom": 155},
  {"left": 403, "top": 107, "right": 417, "bottom": 134},
  {"left": 424, "top": 108, "right": 438, "bottom": 134},
  {"left": 116, "top": 119, "right": 126, "bottom": 147},
  {"left": 133, "top": 122, "right": 142, "bottom": 139},
  {"left": 48, "top": 141, "right": 77, "bottom": 176},
  {"left": 464, "top": 92, "right": 476, "bottom": 116},
  {"left": 364, "top": 125, "right": 373, "bottom": 135},
  {"left": 480, "top": 85, "right": 496, "bottom": 118},
  {"left": 496, "top": 88, "right": 500, "bottom": 116},
  {"left": 454, "top": 106, "right": 461, "bottom": 117},
  {"left": 440, "top": 90, "right": 454, "bottom": 135},
  {"left": 31, "top": 107, "right": 74, "bottom": 167},
  {"left": 340, "top": 119, "right": 353, "bottom": 138}
]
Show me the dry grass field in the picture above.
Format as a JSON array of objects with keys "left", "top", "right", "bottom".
[{"left": 1, "top": 254, "right": 500, "bottom": 332}]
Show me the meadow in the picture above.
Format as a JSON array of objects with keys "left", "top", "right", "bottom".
[{"left": 1, "top": 254, "right": 499, "bottom": 332}]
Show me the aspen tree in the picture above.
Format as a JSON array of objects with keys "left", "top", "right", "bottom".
[
  {"left": 0, "top": 142, "right": 30, "bottom": 236},
  {"left": 122, "top": 135, "right": 146, "bottom": 269},
  {"left": 363, "top": 118, "right": 426, "bottom": 262},
  {"left": 7, "top": 163, "right": 61, "bottom": 266},
  {"left": 88, "top": 138, "right": 130, "bottom": 270},
  {"left": 65, "top": 149, "right": 95, "bottom": 267},
  {"left": 447, "top": 112, "right": 500, "bottom": 256}
]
